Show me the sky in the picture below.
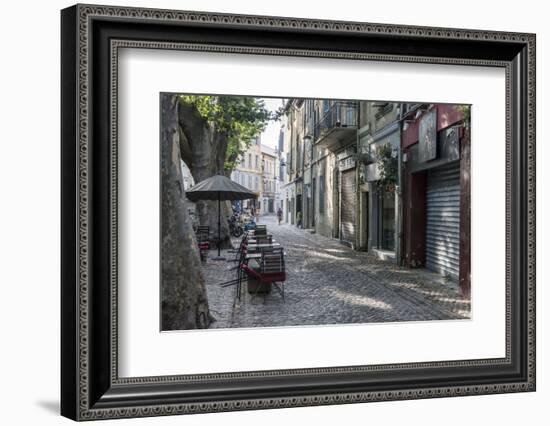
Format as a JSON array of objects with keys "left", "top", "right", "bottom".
[{"left": 259, "top": 97, "right": 285, "bottom": 150}]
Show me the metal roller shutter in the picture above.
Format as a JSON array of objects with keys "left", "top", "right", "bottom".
[
  {"left": 426, "top": 162, "right": 461, "bottom": 280},
  {"left": 340, "top": 169, "right": 356, "bottom": 245}
]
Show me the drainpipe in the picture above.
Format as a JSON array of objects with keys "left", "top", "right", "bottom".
[
  {"left": 396, "top": 103, "right": 404, "bottom": 266},
  {"left": 302, "top": 133, "right": 309, "bottom": 228},
  {"left": 355, "top": 101, "right": 361, "bottom": 250},
  {"left": 310, "top": 134, "right": 314, "bottom": 230}
]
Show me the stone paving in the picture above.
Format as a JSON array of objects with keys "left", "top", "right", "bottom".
[{"left": 202, "top": 215, "right": 470, "bottom": 329}]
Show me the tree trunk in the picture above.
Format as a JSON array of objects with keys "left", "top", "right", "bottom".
[
  {"left": 161, "top": 94, "right": 212, "bottom": 330},
  {"left": 178, "top": 102, "right": 232, "bottom": 249}
]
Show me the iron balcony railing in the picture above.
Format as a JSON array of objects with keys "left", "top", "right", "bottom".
[{"left": 313, "top": 101, "right": 358, "bottom": 143}]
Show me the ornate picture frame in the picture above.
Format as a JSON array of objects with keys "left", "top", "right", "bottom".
[{"left": 61, "top": 4, "right": 535, "bottom": 421}]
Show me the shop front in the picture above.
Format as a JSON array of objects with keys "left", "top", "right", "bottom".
[
  {"left": 425, "top": 161, "right": 461, "bottom": 280},
  {"left": 402, "top": 104, "right": 470, "bottom": 296},
  {"left": 363, "top": 122, "right": 400, "bottom": 262},
  {"left": 337, "top": 146, "right": 357, "bottom": 247},
  {"left": 282, "top": 181, "right": 298, "bottom": 225}
]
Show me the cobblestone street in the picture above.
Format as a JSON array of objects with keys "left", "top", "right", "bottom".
[{"left": 203, "top": 215, "right": 470, "bottom": 329}]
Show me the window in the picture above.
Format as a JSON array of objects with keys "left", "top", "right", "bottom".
[
  {"left": 374, "top": 102, "right": 393, "bottom": 120},
  {"left": 304, "top": 137, "right": 312, "bottom": 167},
  {"left": 296, "top": 136, "right": 301, "bottom": 170},
  {"left": 319, "top": 175, "right": 325, "bottom": 214},
  {"left": 248, "top": 174, "right": 252, "bottom": 189},
  {"left": 248, "top": 154, "right": 252, "bottom": 169},
  {"left": 288, "top": 150, "right": 292, "bottom": 173},
  {"left": 256, "top": 155, "right": 259, "bottom": 170}
]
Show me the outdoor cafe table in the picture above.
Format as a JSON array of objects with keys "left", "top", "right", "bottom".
[
  {"left": 245, "top": 253, "right": 262, "bottom": 259},
  {"left": 244, "top": 253, "right": 262, "bottom": 265},
  {"left": 247, "top": 238, "right": 277, "bottom": 244},
  {"left": 245, "top": 251, "right": 286, "bottom": 263},
  {"left": 248, "top": 229, "right": 267, "bottom": 235},
  {"left": 246, "top": 243, "right": 281, "bottom": 252},
  {"left": 246, "top": 233, "right": 273, "bottom": 239}
]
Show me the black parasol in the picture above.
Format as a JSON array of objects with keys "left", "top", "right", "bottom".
[{"left": 186, "top": 174, "right": 257, "bottom": 257}]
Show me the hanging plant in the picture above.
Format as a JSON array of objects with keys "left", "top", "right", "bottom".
[{"left": 375, "top": 143, "right": 398, "bottom": 192}]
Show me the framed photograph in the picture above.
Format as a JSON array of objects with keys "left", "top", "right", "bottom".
[{"left": 61, "top": 4, "right": 536, "bottom": 421}]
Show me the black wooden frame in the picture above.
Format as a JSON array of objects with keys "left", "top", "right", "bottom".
[{"left": 61, "top": 4, "right": 536, "bottom": 421}]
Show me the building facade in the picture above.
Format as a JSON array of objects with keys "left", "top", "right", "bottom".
[
  {"left": 282, "top": 98, "right": 357, "bottom": 243},
  {"left": 260, "top": 145, "right": 278, "bottom": 214},
  {"left": 230, "top": 137, "right": 262, "bottom": 211},
  {"left": 275, "top": 125, "right": 288, "bottom": 215},
  {"left": 401, "top": 104, "right": 470, "bottom": 296},
  {"left": 281, "top": 98, "right": 471, "bottom": 297},
  {"left": 357, "top": 101, "right": 403, "bottom": 261},
  {"left": 180, "top": 160, "right": 195, "bottom": 191}
]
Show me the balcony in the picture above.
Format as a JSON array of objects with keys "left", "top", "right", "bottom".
[
  {"left": 356, "top": 151, "right": 376, "bottom": 165},
  {"left": 314, "top": 101, "right": 358, "bottom": 151}
]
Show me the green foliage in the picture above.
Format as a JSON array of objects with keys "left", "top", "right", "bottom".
[
  {"left": 179, "top": 96, "right": 281, "bottom": 171},
  {"left": 456, "top": 104, "right": 471, "bottom": 129},
  {"left": 376, "top": 143, "right": 398, "bottom": 192}
]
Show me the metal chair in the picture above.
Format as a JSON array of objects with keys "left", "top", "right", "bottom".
[
  {"left": 254, "top": 224, "right": 267, "bottom": 236},
  {"left": 227, "top": 232, "right": 249, "bottom": 262},
  {"left": 252, "top": 234, "right": 272, "bottom": 244},
  {"left": 196, "top": 225, "right": 210, "bottom": 238},
  {"left": 240, "top": 248, "right": 286, "bottom": 302},
  {"left": 195, "top": 226, "right": 210, "bottom": 262},
  {"left": 219, "top": 233, "right": 251, "bottom": 300}
]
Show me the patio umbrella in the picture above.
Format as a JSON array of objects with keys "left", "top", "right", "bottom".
[{"left": 186, "top": 174, "right": 257, "bottom": 258}]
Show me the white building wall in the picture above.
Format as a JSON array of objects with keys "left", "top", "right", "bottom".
[{"left": 180, "top": 160, "right": 195, "bottom": 190}]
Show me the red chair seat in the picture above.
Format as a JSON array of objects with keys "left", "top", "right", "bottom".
[
  {"left": 260, "top": 272, "right": 286, "bottom": 283},
  {"left": 240, "top": 264, "right": 261, "bottom": 279}
]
